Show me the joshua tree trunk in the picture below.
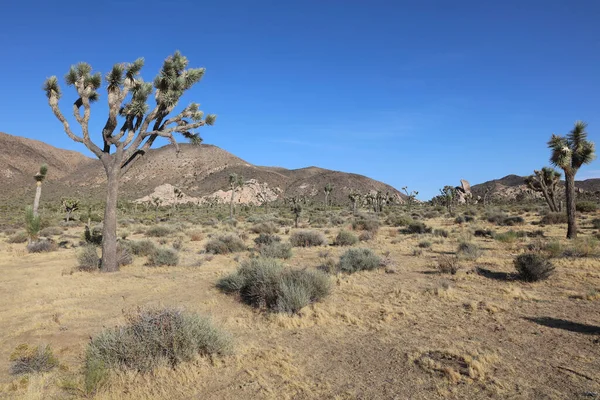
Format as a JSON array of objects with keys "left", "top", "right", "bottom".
[
  {"left": 102, "top": 167, "right": 120, "bottom": 272},
  {"left": 229, "top": 188, "right": 235, "bottom": 219},
  {"left": 33, "top": 182, "right": 42, "bottom": 217},
  {"left": 565, "top": 171, "right": 577, "bottom": 239}
]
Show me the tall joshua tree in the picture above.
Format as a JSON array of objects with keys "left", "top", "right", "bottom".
[
  {"left": 32, "top": 164, "right": 48, "bottom": 217},
  {"left": 228, "top": 173, "right": 244, "bottom": 219},
  {"left": 324, "top": 183, "right": 334, "bottom": 209},
  {"left": 548, "top": 121, "right": 595, "bottom": 239},
  {"left": 43, "top": 52, "right": 216, "bottom": 271},
  {"left": 524, "top": 167, "right": 561, "bottom": 212}
]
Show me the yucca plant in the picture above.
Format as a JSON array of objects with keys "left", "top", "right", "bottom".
[
  {"left": 548, "top": 121, "right": 596, "bottom": 238},
  {"left": 32, "top": 164, "right": 48, "bottom": 217},
  {"left": 43, "top": 52, "right": 216, "bottom": 271}
]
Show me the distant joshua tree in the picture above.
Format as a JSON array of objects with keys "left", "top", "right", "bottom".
[
  {"left": 348, "top": 192, "right": 361, "bottom": 216},
  {"left": 290, "top": 198, "right": 302, "bottom": 228},
  {"left": 61, "top": 198, "right": 80, "bottom": 222},
  {"left": 402, "top": 186, "right": 418, "bottom": 212},
  {"left": 548, "top": 121, "right": 596, "bottom": 239},
  {"left": 43, "top": 52, "right": 216, "bottom": 271},
  {"left": 32, "top": 164, "right": 48, "bottom": 217},
  {"left": 524, "top": 167, "right": 561, "bottom": 212},
  {"left": 324, "top": 183, "right": 334, "bottom": 209},
  {"left": 228, "top": 173, "right": 244, "bottom": 219}
]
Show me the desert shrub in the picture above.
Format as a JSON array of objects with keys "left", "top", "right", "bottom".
[
  {"left": 39, "top": 226, "right": 63, "bottom": 237},
  {"left": 418, "top": 240, "right": 432, "bottom": 249},
  {"left": 540, "top": 212, "right": 568, "bottom": 225},
  {"left": 125, "top": 239, "right": 157, "bottom": 256},
  {"left": 187, "top": 230, "right": 204, "bottom": 242},
  {"left": 10, "top": 344, "right": 59, "bottom": 375},
  {"left": 454, "top": 216, "right": 465, "bottom": 224},
  {"left": 494, "top": 230, "right": 518, "bottom": 244},
  {"left": 328, "top": 214, "right": 345, "bottom": 226},
  {"left": 563, "top": 237, "right": 599, "bottom": 258},
  {"left": 358, "top": 231, "right": 373, "bottom": 242},
  {"left": 386, "top": 214, "right": 413, "bottom": 227},
  {"left": 84, "top": 307, "right": 231, "bottom": 378},
  {"left": 576, "top": 201, "right": 598, "bottom": 213},
  {"left": 116, "top": 244, "right": 133, "bottom": 266},
  {"left": 250, "top": 222, "right": 279, "bottom": 235},
  {"left": 217, "top": 258, "right": 330, "bottom": 313},
  {"left": 289, "top": 230, "right": 327, "bottom": 247},
  {"left": 474, "top": 229, "right": 494, "bottom": 238},
  {"left": 147, "top": 248, "right": 179, "bottom": 266},
  {"left": 437, "top": 255, "right": 460, "bottom": 275},
  {"left": 423, "top": 211, "right": 438, "bottom": 219},
  {"left": 412, "top": 248, "right": 423, "bottom": 256},
  {"left": 205, "top": 234, "right": 246, "bottom": 254},
  {"left": 333, "top": 230, "right": 358, "bottom": 246},
  {"left": 457, "top": 242, "right": 482, "bottom": 260},
  {"left": 78, "top": 245, "right": 100, "bottom": 271},
  {"left": 26, "top": 239, "right": 57, "bottom": 253},
  {"left": 338, "top": 248, "right": 382, "bottom": 273},
  {"left": 433, "top": 229, "right": 448, "bottom": 238},
  {"left": 486, "top": 211, "right": 524, "bottom": 226},
  {"left": 145, "top": 225, "right": 173, "bottom": 237},
  {"left": 544, "top": 240, "right": 563, "bottom": 258},
  {"left": 352, "top": 218, "right": 380, "bottom": 233},
  {"left": 254, "top": 233, "right": 281, "bottom": 246},
  {"left": 514, "top": 253, "right": 555, "bottom": 282},
  {"left": 591, "top": 218, "right": 600, "bottom": 229},
  {"left": 6, "top": 231, "right": 28, "bottom": 244},
  {"left": 258, "top": 241, "right": 293, "bottom": 259},
  {"left": 402, "top": 221, "right": 432, "bottom": 234}
]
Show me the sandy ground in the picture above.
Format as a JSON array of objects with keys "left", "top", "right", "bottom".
[{"left": 0, "top": 214, "right": 599, "bottom": 399}]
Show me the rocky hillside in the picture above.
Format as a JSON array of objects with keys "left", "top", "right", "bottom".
[{"left": 0, "top": 132, "right": 405, "bottom": 205}]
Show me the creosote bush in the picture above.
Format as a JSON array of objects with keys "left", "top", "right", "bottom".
[
  {"left": 10, "top": 344, "right": 59, "bottom": 375},
  {"left": 250, "top": 222, "right": 279, "bottom": 235},
  {"left": 457, "top": 242, "right": 482, "bottom": 260},
  {"left": 514, "top": 253, "right": 555, "bottom": 282},
  {"left": 402, "top": 221, "right": 432, "bottom": 235},
  {"left": 338, "top": 248, "right": 382, "bottom": 274},
  {"left": 258, "top": 241, "right": 293, "bottom": 259},
  {"left": 385, "top": 214, "right": 413, "bottom": 227},
  {"left": 217, "top": 258, "right": 330, "bottom": 314},
  {"left": 254, "top": 233, "right": 281, "bottom": 246},
  {"left": 145, "top": 225, "right": 173, "bottom": 238},
  {"left": 6, "top": 231, "right": 28, "bottom": 244},
  {"left": 289, "top": 230, "right": 327, "bottom": 247},
  {"left": 147, "top": 248, "right": 179, "bottom": 266},
  {"left": 333, "top": 230, "right": 358, "bottom": 246},
  {"left": 540, "top": 212, "right": 568, "bottom": 225},
  {"left": 205, "top": 234, "right": 246, "bottom": 254},
  {"left": 437, "top": 255, "right": 460, "bottom": 275},
  {"left": 125, "top": 239, "right": 157, "bottom": 256},
  {"left": 575, "top": 201, "right": 598, "bottom": 213},
  {"left": 433, "top": 229, "right": 448, "bottom": 238},
  {"left": 352, "top": 218, "right": 380, "bottom": 233},
  {"left": 84, "top": 307, "right": 231, "bottom": 386},
  {"left": 78, "top": 245, "right": 100, "bottom": 271}
]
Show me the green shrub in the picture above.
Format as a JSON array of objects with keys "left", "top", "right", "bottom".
[
  {"left": 591, "top": 218, "right": 600, "bottom": 229},
  {"left": 514, "top": 253, "right": 555, "bottom": 282},
  {"left": 352, "top": 218, "right": 380, "bottom": 233},
  {"left": 125, "top": 239, "right": 157, "bottom": 256},
  {"left": 205, "top": 234, "right": 246, "bottom": 254},
  {"left": 576, "top": 201, "right": 598, "bottom": 213},
  {"left": 289, "top": 230, "right": 327, "bottom": 247},
  {"left": 338, "top": 248, "right": 382, "bottom": 273},
  {"left": 418, "top": 240, "right": 432, "bottom": 249},
  {"left": 486, "top": 211, "right": 524, "bottom": 226},
  {"left": 258, "top": 241, "right": 293, "bottom": 259},
  {"left": 84, "top": 307, "right": 231, "bottom": 378},
  {"left": 254, "top": 233, "right": 281, "bottom": 246},
  {"left": 78, "top": 245, "right": 100, "bottom": 271},
  {"left": 217, "top": 258, "right": 331, "bottom": 313},
  {"left": 6, "top": 231, "right": 28, "bottom": 244},
  {"left": 495, "top": 230, "right": 518, "bottom": 243},
  {"left": 540, "top": 212, "right": 568, "bottom": 225},
  {"left": 333, "top": 230, "right": 358, "bottom": 246},
  {"left": 433, "top": 229, "right": 448, "bottom": 238},
  {"left": 250, "top": 222, "right": 279, "bottom": 235},
  {"left": 145, "top": 225, "right": 173, "bottom": 237},
  {"left": 563, "top": 237, "right": 599, "bottom": 258},
  {"left": 457, "top": 242, "right": 482, "bottom": 260},
  {"left": 10, "top": 344, "right": 59, "bottom": 375},
  {"left": 402, "top": 221, "right": 432, "bottom": 234},
  {"left": 454, "top": 216, "right": 465, "bottom": 224},
  {"left": 147, "top": 248, "right": 179, "bottom": 266},
  {"left": 385, "top": 214, "right": 413, "bottom": 227}
]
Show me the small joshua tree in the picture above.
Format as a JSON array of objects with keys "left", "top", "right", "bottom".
[
  {"left": 440, "top": 186, "right": 456, "bottom": 213},
  {"left": 32, "top": 164, "right": 48, "bottom": 217},
  {"left": 548, "top": 121, "right": 596, "bottom": 239},
  {"left": 324, "top": 183, "right": 334, "bottom": 209},
  {"left": 290, "top": 198, "right": 302, "bottom": 228},
  {"left": 524, "top": 167, "right": 561, "bottom": 212},
  {"left": 151, "top": 197, "right": 163, "bottom": 222},
  {"left": 228, "top": 173, "right": 244, "bottom": 219},
  {"left": 402, "top": 186, "right": 418, "bottom": 212},
  {"left": 348, "top": 192, "right": 362, "bottom": 216},
  {"left": 43, "top": 52, "right": 215, "bottom": 271},
  {"left": 61, "top": 198, "right": 79, "bottom": 222}
]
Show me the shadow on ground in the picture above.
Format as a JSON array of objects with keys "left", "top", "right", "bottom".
[
  {"left": 524, "top": 317, "right": 600, "bottom": 335},
  {"left": 476, "top": 267, "right": 514, "bottom": 281}
]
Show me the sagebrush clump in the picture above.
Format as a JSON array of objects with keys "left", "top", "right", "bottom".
[
  {"left": 338, "top": 248, "right": 382, "bottom": 273},
  {"left": 10, "top": 344, "right": 59, "bottom": 375},
  {"left": 514, "top": 253, "right": 555, "bottom": 282},
  {"left": 333, "top": 230, "right": 358, "bottom": 246},
  {"left": 289, "top": 230, "right": 327, "bottom": 247},
  {"left": 205, "top": 234, "right": 246, "bottom": 254}
]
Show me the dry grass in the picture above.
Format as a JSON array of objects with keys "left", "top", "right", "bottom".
[{"left": 0, "top": 210, "right": 599, "bottom": 399}]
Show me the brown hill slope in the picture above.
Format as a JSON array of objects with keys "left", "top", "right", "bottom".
[{"left": 0, "top": 133, "right": 405, "bottom": 205}]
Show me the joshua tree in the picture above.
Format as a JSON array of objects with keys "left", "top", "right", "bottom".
[
  {"left": 402, "top": 186, "right": 418, "bottom": 212},
  {"left": 228, "top": 173, "right": 244, "bottom": 219},
  {"left": 524, "top": 167, "right": 561, "bottom": 212},
  {"left": 172, "top": 187, "right": 184, "bottom": 212},
  {"left": 348, "top": 192, "right": 362, "bottom": 216},
  {"left": 61, "top": 198, "right": 80, "bottom": 222},
  {"left": 440, "top": 186, "right": 456, "bottom": 213},
  {"left": 32, "top": 164, "right": 48, "bottom": 217},
  {"left": 151, "top": 197, "right": 163, "bottom": 222},
  {"left": 548, "top": 121, "right": 596, "bottom": 239},
  {"left": 290, "top": 198, "right": 302, "bottom": 228},
  {"left": 43, "top": 52, "right": 215, "bottom": 271},
  {"left": 324, "top": 183, "right": 334, "bottom": 209}
]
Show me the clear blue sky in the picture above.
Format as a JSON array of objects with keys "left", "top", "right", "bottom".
[{"left": 1, "top": 0, "right": 599, "bottom": 199}]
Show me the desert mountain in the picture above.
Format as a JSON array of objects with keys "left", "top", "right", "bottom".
[{"left": 0, "top": 132, "right": 405, "bottom": 206}]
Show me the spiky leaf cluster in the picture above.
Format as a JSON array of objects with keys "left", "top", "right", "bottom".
[{"left": 548, "top": 121, "right": 596, "bottom": 172}]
